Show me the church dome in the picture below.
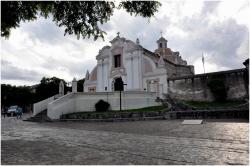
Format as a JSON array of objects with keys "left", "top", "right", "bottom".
[
  {"left": 157, "top": 37, "right": 168, "bottom": 43},
  {"left": 164, "top": 48, "right": 172, "bottom": 55}
]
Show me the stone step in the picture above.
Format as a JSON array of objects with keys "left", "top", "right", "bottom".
[
  {"left": 24, "top": 119, "right": 52, "bottom": 122},
  {"left": 24, "top": 109, "right": 52, "bottom": 122}
]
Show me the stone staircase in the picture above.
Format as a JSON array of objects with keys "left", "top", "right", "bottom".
[
  {"left": 29, "top": 94, "right": 64, "bottom": 122},
  {"left": 24, "top": 109, "right": 52, "bottom": 122}
]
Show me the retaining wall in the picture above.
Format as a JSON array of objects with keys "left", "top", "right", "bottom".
[
  {"left": 168, "top": 68, "right": 248, "bottom": 101},
  {"left": 47, "top": 91, "right": 160, "bottom": 119}
]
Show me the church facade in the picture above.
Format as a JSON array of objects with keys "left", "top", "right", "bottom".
[{"left": 84, "top": 34, "right": 194, "bottom": 98}]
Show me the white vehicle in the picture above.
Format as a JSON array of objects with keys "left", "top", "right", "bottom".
[{"left": 7, "top": 106, "right": 19, "bottom": 116}]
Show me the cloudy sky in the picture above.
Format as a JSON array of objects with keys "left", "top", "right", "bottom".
[{"left": 1, "top": 0, "right": 249, "bottom": 86}]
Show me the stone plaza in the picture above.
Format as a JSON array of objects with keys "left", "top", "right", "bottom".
[{"left": 1, "top": 114, "right": 248, "bottom": 165}]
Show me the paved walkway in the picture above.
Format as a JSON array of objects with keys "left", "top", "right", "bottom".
[{"left": 1, "top": 114, "right": 249, "bottom": 165}]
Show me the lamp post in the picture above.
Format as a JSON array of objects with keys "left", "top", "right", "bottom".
[
  {"left": 119, "top": 83, "right": 127, "bottom": 111},
  {"left": 105, "top": 86, "right": 108, "bottom": 102}
]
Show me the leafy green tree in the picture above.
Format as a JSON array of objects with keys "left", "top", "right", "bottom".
[
  {"left": 77, "top": 78, "right": 85, "bottom": 92},
  {"left": 1, "top": 1, "right": 161, "bottom": 39},
  {"left": 1, "top": 84, "right": 35, "bottom": 111},
  {"left": 35, "top": 76, "right": 67, "bottom": 101}
]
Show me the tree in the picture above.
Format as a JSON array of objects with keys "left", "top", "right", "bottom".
[
  {"left": 77, "top": 78, "right": 85, "bottom": 92},
  {"left": 1, "top": 1, "right": 161, "bottom": 39},
  {"left": 35, "top": 76, "right": 67, "bottom": 101},
  {"left": 1, "top": 84, "right": 35, "bottom": 111}
]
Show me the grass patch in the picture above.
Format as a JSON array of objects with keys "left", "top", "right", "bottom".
[
  {"left": 184, "top": 100, "right": 246, "bottom": 109},
  {"left": 113, "top": 105, "right": 166, "bottom": 112}
]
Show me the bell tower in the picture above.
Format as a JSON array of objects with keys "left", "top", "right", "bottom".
[
  {"left": 155, "top": 33, "right": 172, "bottom": 57},
  {"left": 157, "top": 37, "right": 168, "bottom": 49}
]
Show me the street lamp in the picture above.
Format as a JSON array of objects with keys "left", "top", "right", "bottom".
[
  {"left": 119, "top": 83, "right": 127, "bottom": 111},
  {"left": 105, "top": 86, "right": 108, "bottom": 102}
]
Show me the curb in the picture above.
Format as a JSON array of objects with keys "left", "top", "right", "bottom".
[{"left": 59, "top": 116, "right": 165, "bottom": 122}]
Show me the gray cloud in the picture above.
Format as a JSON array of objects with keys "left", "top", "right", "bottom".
[
  {"left": 1, "top": 1, "right": 249, "bottom": 85},
  {"left": 201, "top": 1, "right": 221, "bottom": 16},
  {"left": 170, "top": 17, "right": 248, "bottom": 69},
  {"left": 20, "top": 17, "right": 65, "bottom": 44},
  {"left": 40, "top": 56, "right": 96, "bottom": 79},
  {"left": 102, "top": 9, "right": 172, "bottom": 51},
  {"left": 103, "top": 2, "right": 248, "bottom": 71},
  {"left": 1, "top": 60, "right": 42, "bottom": 82}
]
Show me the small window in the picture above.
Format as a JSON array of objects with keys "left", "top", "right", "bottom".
[
  {"left": 159, "top": 43, "right": 162, "bottom": 48},
  {"left": 114, "top": 54, "right": 121, "bottom": 68}
]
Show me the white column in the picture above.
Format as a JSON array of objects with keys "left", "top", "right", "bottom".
[
  {"left": 72, "top": 78, "right": 77, "bottom": 93},
  {"left": 138, "top": 51, "right": 143, "bottom": 90},
  {"left": 97, "top": 59, "right": 104, "bottom": 92}
]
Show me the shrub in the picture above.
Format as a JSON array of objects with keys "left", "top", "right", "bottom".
[
  {"left": 95, "top": 100, "right": 110, "bottom": 112},
  {"left": 207, "top": 79, "right": 228, "bottom": 101}
]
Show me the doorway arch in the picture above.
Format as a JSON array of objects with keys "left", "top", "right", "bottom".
[{"left": 114, "top": 77, "right": 124, "bottom": 91}]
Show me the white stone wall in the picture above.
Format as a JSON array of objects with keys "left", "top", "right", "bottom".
[
  {"left": 84, "top": 80, "right": 97, "bottom": 92},
  {"left": 47, "top": 93, "right": 75, "bottom": 119},
  {"left": 47, "top": 91, "right": 160, "bottom": 120},
  {"left": 97, "top": 61, "right": 103, "bottom": 91},
  {"left": 33, "top": 96, "right": 55, "bottom": 116},
  {"left": 126, "top": 56, "right": 133, "bottom": 89}
]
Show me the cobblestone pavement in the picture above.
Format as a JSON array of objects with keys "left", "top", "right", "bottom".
[{"left": 1, "top": 114, "right": 249, "bottom": 165}]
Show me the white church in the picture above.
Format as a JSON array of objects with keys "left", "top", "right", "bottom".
[
  {"left": 84, "top": 33, "right": 194, "bottom": 97},
  {"left": 34, "top": 33, "right": 194, "bottom": 119}
]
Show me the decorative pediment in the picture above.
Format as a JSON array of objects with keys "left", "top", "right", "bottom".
[
  {"left": 110, "top": 67, "right": 126, "bottom": 77},
  {"left": 110, "top": 36, "right": 126, "bottom": 45},
  {"left": 110, "top": 35, "right": 142, "bottom": 55},
  {"left": 111, "top": 46, "right": 123, "bottom": 55},
  {"left": 124, "top": 40, "right": 141, "bottom": 54},
  {"left": 96, "top": 45, "right": 111, "bottom": 60}
]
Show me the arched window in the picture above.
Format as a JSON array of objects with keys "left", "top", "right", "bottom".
[
  {"left": 114, "top": 54, "right": 121, "bottom": 68},
  {"left": 159, "top": 43, "right": 162, "bottom": 48}
]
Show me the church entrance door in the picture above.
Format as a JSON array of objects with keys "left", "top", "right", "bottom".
[{"left": 114, "top": 77, "right": 124, "bottom": 91}]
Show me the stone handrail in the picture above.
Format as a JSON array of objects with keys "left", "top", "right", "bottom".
[
  {"left": 33, "top": 95, "right": 56, "bottom": 116},
  {"left": 47, "top": 93, "right": 75, "bottom": 119},
  {"left": 48, "top": 92, "right": 74, "bottom": 105}
]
